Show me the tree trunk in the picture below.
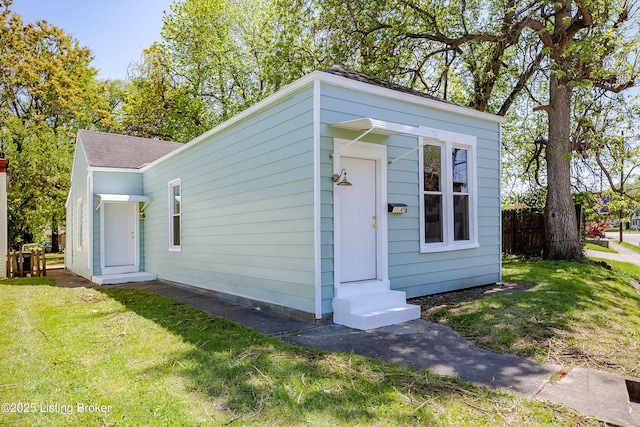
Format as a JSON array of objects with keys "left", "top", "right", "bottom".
[
  {"left": 51, "top": 215, "right": 59, "bottom": 253},
  {"left": 543, "top": 75, "right": 585, "bottom": 261}
]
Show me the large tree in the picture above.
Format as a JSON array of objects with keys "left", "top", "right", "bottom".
[
  {"left": 317, "top": 0, "right": 638, "bottom": 260},
  {"left": 122, "top": 0, "right": 322, "bottom": 143},
  {"left": 0, "top": 1, "right": 113, "bottom": 248}
]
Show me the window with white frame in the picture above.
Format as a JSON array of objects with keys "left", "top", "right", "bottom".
[
  {"left": 169, "top": 179, "right": 181, "bottom": 250},
  {"left": 76, "top": 198, "right": 83, "bottom": 250},
  {"left": 420, "top": 130, "right": 477, "bottom": 252}
]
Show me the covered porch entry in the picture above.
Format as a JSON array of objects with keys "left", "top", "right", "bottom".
[{"left": 92, "top": 194, "right": 156, "bottom": 284}]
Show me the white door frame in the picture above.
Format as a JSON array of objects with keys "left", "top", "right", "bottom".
[
  {"left": 100, "top": 202, "right": 140, "bottom": 275},
  {"left": 333, "top": 139, "right": 389, "bottom": 296}
]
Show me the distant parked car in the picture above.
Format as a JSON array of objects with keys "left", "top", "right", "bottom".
[{"left": 586, "top": 229, "right": 606, "bottom": 239}]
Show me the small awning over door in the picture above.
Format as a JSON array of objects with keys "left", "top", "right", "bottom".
[
  {"left": 330, "top": 118, "right": 445, "bottom": 164},
  {"left": 330, "top": 118, "right": 441, "bottom": 137},
  {"left": 96, "top": 194, "right": 150, "bottom": 210}
]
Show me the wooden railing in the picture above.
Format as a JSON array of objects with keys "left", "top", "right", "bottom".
[{"left": 6, "top": 249, "right": 47, "bottom": 278}]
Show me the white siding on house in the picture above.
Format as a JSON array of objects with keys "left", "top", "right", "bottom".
[
  {"left": 319, "top": 81, "right": 501, "bottom": 310},
  {"left": 142, "top": 86, "right": 318, "bottom": 316},
  {"left": 66, "top": 143, "right": 91, "bottom": 279}
]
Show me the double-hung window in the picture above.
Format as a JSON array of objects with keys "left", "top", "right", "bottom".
[
  {"left": 420, "top": 129, "right": 477, "bottom": 252},
  {"left": 169, "top": 179, "right": 181, "bottom": 250}
]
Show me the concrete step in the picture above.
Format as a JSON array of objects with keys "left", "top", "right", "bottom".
[
  {"left": 333, "top": 290, "right": 421, "bottom": 330},
  {"left": 334, "top": 280, "right": 390, "bottom": 298},
  {"left": 333, "top": 290, "right": 408, "bottom": 314},
  {"left": 92, "top": 272, "right": 157, "bottom": 285},
  {"left": 333, "top": 303, "right": 421, "bottom": 330}
]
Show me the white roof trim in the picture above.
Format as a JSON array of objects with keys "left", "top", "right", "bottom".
[
  {"left": 96, "top": 194, "right": 150, "bottom": 210},
  {"left": 89, "top": 166, "right": 143, "bottom": 173},
  {"left": 140, "top": 70, "right": 504, "bottom": 172}
]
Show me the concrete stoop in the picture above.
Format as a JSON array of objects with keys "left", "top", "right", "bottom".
[
  {"left": 333, "top": 290, "right": 421, "bottom": 330},
  {"left": 536, "top": 367, "right": 640, "bottom": 427},
  {"left": 91, "top": 272, "right": 157, "bottom": 285}
]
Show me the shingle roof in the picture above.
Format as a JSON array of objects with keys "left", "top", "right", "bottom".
[
  {"left": 323, "top": 64, "right": 452, "bottom": 104},
  {"left": 78, "top": 130, "right": 183, "bottom": 169}
]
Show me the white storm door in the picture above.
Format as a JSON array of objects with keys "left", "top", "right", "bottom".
[
  {"left": 102, "top": 202, "right": 138, "bottom": 274},
  {"left": 339, "top": 157, "right": 378, "bottom": 282}
]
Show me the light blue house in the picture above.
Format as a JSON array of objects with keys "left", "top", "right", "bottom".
[{"left": 66, "top": 66, "right": 504, "bottom": 330}]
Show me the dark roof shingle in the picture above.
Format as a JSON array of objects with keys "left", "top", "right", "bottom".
[
  {"left": 78, "top": 130, "right": 182, "bottom": 169},
  {"left": 323, "top": 64, "right": 452, "bottom": 104}
]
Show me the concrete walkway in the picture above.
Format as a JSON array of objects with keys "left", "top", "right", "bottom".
[
  {"left": 47, "top": 267, "right": 640, "bottom": 426},
  {"left": 586, "top": 238, "right": 640, "bottom": 265}
]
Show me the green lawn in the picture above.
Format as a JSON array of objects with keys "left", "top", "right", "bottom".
[
  {"left": 583, "top": 242, "right": 617, "bottom": 253},
  {"left": 45, "top": 252, "right": 65, "bottom": 265},
  {"left": 0, "top": 278, "right": 597, "bottom": 426},
  {"left": 432, "top": 259, "right": 640, "bottom": 375}
]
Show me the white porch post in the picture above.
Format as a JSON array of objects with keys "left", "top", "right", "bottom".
[{"left": 0, "top": 158, "right": 8, "bottom": 278}]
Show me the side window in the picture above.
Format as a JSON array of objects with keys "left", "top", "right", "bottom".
[
  {"left": 452, "top": 147, "right": 470, "bottom": 241},
  {"left": 169, "top": 179, "right": 181, "bottom": 250},
  {"left": 423, "top": 144, "right": 443, "bottom": 243},
  {"left": 420, "top": 130, "right": 476, "bottom": 251}
]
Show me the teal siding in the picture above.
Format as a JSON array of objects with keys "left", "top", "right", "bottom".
[
  {"left": 92, "top": 171, "right": 145, "bottom": 276},
  {"left": 142, "top": 86, "right": 317, "bottom": 315},
  {"left": 68, "top": 73, "right": 502, "bottom": 319},
  {"left": 319, "top": 81, "right": 501, "bottom": 309},
  {"left": 65, "top": 143, "right": 91, "bottom": 279}
]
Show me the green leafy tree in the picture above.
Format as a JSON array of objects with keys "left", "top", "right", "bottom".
[
  {"left": 0, "top": 1, "right": 113, "bottom": 249},
  {"left": 317, "top": 0, "right": 638, "bottom": 260},
  {"left": 122, "top": 0, "right": 322, "bottom": 143}
]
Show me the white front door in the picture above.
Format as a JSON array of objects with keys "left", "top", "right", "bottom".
[
  {"left": 333, "top": 139, "right": 389, "bottom": 292},
  {"left": 339, "top": 157, "right": 377, "bottom": 282},
  {"left": 102, "top": 202, "right": 138, "bottom": 274}
]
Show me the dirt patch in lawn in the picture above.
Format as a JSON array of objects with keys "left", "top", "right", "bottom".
[{"left": 409, "top": 281, "right": 536, "bottom": 320}]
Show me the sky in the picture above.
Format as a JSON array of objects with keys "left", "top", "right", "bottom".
[{"left": 10, "top": 0, "right": 175, "bottom": 81}]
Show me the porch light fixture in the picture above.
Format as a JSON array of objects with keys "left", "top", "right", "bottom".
[{"left": 332, "top": 169, "right": 352, "bottom": 186}]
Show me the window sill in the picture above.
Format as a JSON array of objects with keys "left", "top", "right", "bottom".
[
  {"left": 168, "top": 246, "right": 182, "bottom": 252},
  {"left": 420, "top": 242, "right": 479, "bottom": 253}
]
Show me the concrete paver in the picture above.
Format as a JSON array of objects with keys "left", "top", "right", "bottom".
[
  {"left": 45, "top": 267, "right": 640, "bottom": 426},
  {"left": 537, "top": 367, "right": 639, "bottom": 427}
]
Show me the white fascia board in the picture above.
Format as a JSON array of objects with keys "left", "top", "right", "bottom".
[
  {"left": 317, "top": 72, "right": 506, "bottom": 124},
  {"left": 88, "top": 166, "right": 143, "bottom": 174},
  {"left": 140, "top": 72, "right": 322, "bottom": 172},
  {"left": 139, "top": 69, "right": 504, "bottom": 172}
]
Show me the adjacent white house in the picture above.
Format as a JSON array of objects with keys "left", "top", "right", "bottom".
[{"left": 66, "top": 66, "right": 504, "bottom": 330}]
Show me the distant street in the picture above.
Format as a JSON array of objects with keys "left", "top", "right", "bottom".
[
  {"left": 586, "top": 235, "right": 640, "bottom": 267},
  {"left": 605, "top": 231, "right": 640, "bottom": 246}
]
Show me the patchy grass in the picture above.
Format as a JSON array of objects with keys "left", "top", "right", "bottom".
[
  {"left": 583, "top": 242, "right": 617, "bottom": 253},
  {"left": 45, "top": 252, "right": 65, "bottom": 265},
  {"left": 432, "top": 259, "right": 640, "bottom": 376},
  {"left": 590, "top": 257, "right": 640, "bottom": 282},
  {"left": 0, "top": 278, "right": 597, "bottom": 426}
]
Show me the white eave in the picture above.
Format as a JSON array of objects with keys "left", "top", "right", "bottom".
[{"left": 140, "top": 71, "right": 504, "bottom": 172}]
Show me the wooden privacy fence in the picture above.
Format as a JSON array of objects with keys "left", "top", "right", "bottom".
[
  {"left": 502, "top": 206, "right": 583, "bottom": 256},
  {"left": 6, "top": 249, "right": 47, "bottom": 278},
  {"left": 502, "top": 209, "right": 546, "bottom": 255}
]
